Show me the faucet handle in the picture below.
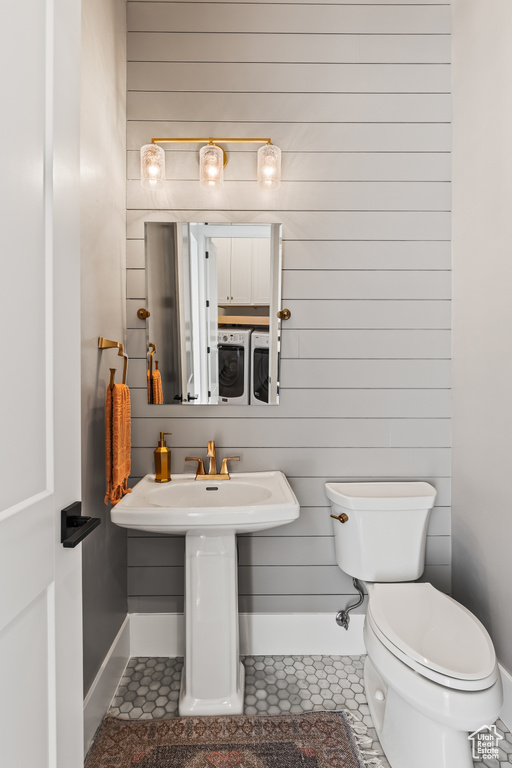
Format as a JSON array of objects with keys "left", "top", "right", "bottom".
[
  {"left": 185, "top": 457, "right": 206, "bottom": 476},
  {"left": 220, "top": 456, "right": 240, "bottom": 477}
]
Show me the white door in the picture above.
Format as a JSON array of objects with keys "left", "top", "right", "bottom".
[
  {"left": 0, "top": 1, "right": 84, "bottom": 766},
  {"left": 205, "top": 239, "right": 219, "bottom": 402},
  {"left": 176, "top": 224, "right": 191, "bottom": 403},
  {"left": 183, "top": 224, "right": 204, "bottom": 402}
]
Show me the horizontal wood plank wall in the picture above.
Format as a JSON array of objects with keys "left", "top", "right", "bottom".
[{"left": 126, "top": 0, "right": 451, "bottom": 615}]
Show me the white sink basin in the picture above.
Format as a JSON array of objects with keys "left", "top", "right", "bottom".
[
  {"left": 111, "top": 469, "right": 300, "bottom": 718},
  {"left": 111, "top": 471, "right": 299, "bottom": 534}
]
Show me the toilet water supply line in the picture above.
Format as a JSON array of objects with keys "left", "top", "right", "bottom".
[{"left": 337, "top": 578, "right": 365, "bottom": 630}]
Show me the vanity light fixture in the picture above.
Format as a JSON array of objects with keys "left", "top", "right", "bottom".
[
  {"left": 257, "top": 143, "right": 282, "bottom": 190},
  {"left": 140, "top": 143, "right": 165, "bottom": 190},
  {"left": 199, "top": 141, "right": 225, "bottom": 189},
  {"left": 140, "top": 138, "right": 281, "bottom": 191}
]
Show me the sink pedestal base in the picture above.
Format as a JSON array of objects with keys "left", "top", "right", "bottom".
[{"left": 179, "top": 531, "right": 244, "bottom": 716}]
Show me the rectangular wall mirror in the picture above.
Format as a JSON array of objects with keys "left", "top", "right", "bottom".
[{"left": 143, "top": 222, "right": 283, "bottom": 406}]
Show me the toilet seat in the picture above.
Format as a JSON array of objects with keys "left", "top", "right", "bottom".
[{"left": 367, "top": 583, "right": 498, "bottom": 691}]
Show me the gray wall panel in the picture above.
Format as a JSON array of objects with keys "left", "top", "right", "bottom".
[
  {"left": 81, "top": 0, "right": 127, "bottom": 694},
  {"left": 126, "top": 568, "right": 451, "bottom": 611},
  {"left": 128, "top": 32, "right": 449, "bottom": 64},
  {"left": 283, "top": 300, "right": 451, "bottom": 330},
  {"left": 129, "top": 0, "right": 449, "bottom": 5},
  {"left": 125, "top": 0, "right": 451, "bottom": 614},
  {"left": 128, "top": 567, "right": 184, "bottom": 595},
  {"left": 127, "top": 92, "right": 451, "bottom": 124},
  {"left": 127, "top": 3, "right": 450, "bottom": 34},
  {"left": 127, "top": 595, "right": 362, "bottom": 615},
  {"left": 128, "top": 150, "right": 451, "bottom": 183},
  {"left": 128, "top": 62, "right": 450, "bottom": 94},
  {"left": 282, "top": 241, "right": 451, "bottom": 270},
  {"left": 127, "top": 389, "right": 451, "bottom": 418},
  {"left": 131, "top": 417, "right": 450, "bottom": 449},
  {"left": 127, "top": 537, "right": 340, "bottom": 568},
  {"left": 292, "top": 330, "right": 451, "bottom": 359},
  {"left": 283, "top": 271, "right": 451, "bottom": 301},
  {"left": 280, "top": 360, "right": 451, "bottom": 390},
  {"left": 128, "top": 537, "right": 184, "bottom": 566},
  {"left": 127, "top": 180, "right": 451, "bottom": 211},
  {"left": 126, "top": 211, "right": 451, "bottom": 242},
  {"left": 127, "top": 121, "right": 451, "bottom": 153},
  {"left": 128, "top": 596, "right": 184, "bottom": 613},
  {"left": 130, "top": 447, "right": 450, "bottom": 479},
  {"left": 421, "top": 565, "right": 451, "bottom": 593},
  {"left": 126, "top": 269, "right": 145, "bottom": 298}
]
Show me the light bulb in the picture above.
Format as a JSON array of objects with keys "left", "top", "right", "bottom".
[
  {"left": 140, "top": 144, "right": 165, "bottom": 189},
  {"left": 257, "top": 144, "right": 281, "bottom": 190},
  {"left": 199, "top": 144, "right": 224, "bottom": 189}
]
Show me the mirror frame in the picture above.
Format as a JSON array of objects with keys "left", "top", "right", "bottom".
[{"left": 143, "top": 221, "right": 283, "bottom": 406}]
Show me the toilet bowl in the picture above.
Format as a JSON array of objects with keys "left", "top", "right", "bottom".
[
  {"left": 363, "top": 582, "right": 502, "bottom": 768},
  {"left": 325, "top": 482, "right": 503, "bottom": 768}
]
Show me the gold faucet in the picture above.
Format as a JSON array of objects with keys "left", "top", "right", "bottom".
[
  {"left": 185, "top": 441, "right": 239, "bottom": 480},
  {"left": 207, "top": 440, "right": 217, "bottom": 475}
]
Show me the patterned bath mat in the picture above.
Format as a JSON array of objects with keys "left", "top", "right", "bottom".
[{"left": 85, "top": 711, "right": 380, "bottom": 768}]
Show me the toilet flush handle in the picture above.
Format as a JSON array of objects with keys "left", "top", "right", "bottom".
[{"left": 330, "top": 512, "right": 349, "bottom": 524}]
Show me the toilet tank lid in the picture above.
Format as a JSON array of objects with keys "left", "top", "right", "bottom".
[{"left": 325, "top": 482, "right": 437, "bottom": 510}]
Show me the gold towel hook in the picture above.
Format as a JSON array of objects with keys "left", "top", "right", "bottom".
[
  {"left": 98, "top": 337, "right": 129, "bottom": 385},
  {"left": 148, "top": 342, "right": 156, "bottom": 377},
  {"left": 109, "top": 368, "right": 116, "bottom": 390}
]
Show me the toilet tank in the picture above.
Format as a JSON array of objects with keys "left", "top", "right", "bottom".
[{"left": 325, "top": 482, "right": 437, "bottom": 582}]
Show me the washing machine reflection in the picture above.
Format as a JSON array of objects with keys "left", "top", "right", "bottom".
[
  {"left": 251, "top": 331, "right": 270, "bottom": 405},
  {"left": 217, "top": 328, "right": 252, "bottom": 405}
]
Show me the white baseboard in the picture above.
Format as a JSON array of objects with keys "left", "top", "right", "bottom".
[
  {"left": 129, "top": 612, "right": 366, "bottom": 657},
  {"left": 239, "top": 613, "right": 365, "bottom": 655},
  {"left": 499, "top": 663, "right": 512, "bottom": 732},
  {"left": 83, "top": 616, "right": 130, "bottom": 752},
  {"left": 130, "top": 612, "right": 185, "bottom": 657}
]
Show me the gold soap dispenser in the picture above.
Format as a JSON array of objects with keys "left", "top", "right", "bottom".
[{"left": 154, "top": 432, "right": 172, "bottom": 482}]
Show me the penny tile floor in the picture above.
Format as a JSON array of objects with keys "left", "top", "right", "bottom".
[{"left": 108, "top": 655, "right": 512, "bottom": 767}]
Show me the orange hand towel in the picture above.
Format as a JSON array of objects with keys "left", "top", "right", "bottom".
[
  {"left": 105, "top": 382, "right": 132, "bottom": 505},
  {"left": 151, "top": 368, "right": 164, "bottom": 404}
]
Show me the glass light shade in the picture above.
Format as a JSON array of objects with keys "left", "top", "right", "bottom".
[
  {"left": 199, "top": 144, "right": 224, "bottom": 189},
  {"left": 257, "top": 144, "right": 281, "bottom": 190},
  {"left": 140, "top": 144, "right": 165, "bottom": 189}
]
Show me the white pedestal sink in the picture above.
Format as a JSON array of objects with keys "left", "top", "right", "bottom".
[{"left": 111, "top": 471, "right": 300, "bottom": 716}]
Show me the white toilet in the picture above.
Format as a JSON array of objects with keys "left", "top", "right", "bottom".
[{"left": 325, "top": 481, "right": 503, "bottom": 768}]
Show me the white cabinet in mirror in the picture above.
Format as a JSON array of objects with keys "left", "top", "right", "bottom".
[
  {"left": 216, "top": 237, "right": 270, "bottom": 306},
  {"left": 144, "top": 222, "right": 283, "bottom": 406}
]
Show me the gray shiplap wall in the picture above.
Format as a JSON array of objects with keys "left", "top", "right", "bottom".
[
  {"left": 81, "top": 0, "right": 127, "bottom": 693},
  {"left": 125, "top": 0, "right": 451, "bottom": 614}
]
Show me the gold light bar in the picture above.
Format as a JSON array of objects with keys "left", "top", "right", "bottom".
[
  {"left": 140, "top": 137, "right": 281, "bottom": 191},
  {"left": 150, "top": 137, "right": 272, "bottom": 145}
]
